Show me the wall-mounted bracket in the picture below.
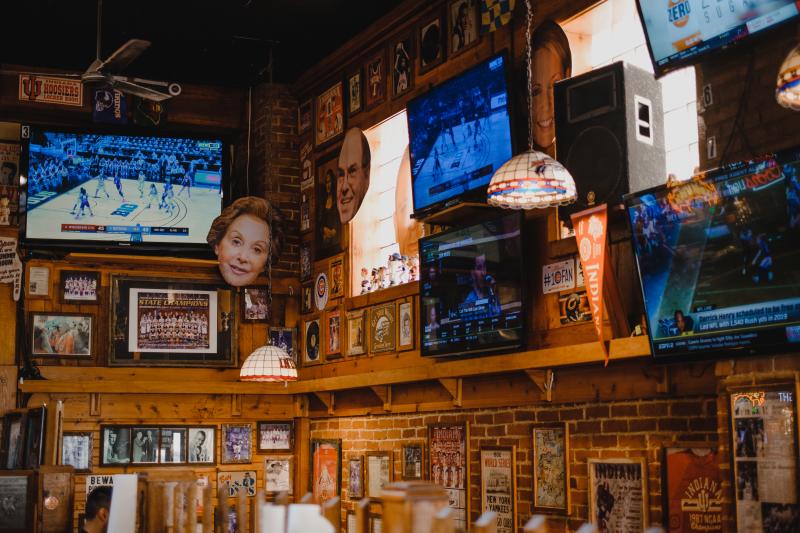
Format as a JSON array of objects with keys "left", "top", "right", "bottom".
[
  {"left": 525, "top": 369, "right": 554, "bottom": 402},
  {"left": 312, "top": 392, "right": 335, "bottom": 415},
  {"left": 231, "top": 394, "right": 243, "bottom": 416},
  {"left": 438, "top": 378, "right": 462, "bottom": 407},
  {"left": 370, "top": 386, "right": 392, "bottom": 411}
]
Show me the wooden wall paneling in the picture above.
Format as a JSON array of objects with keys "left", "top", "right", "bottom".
[{"left": 0, "top": 365, "right": 17, "bottom": 412}]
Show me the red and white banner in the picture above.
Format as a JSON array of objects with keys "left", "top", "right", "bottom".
[
  {"left": 18, "top": 74, "right": 83, "bottom": 107},
  {"left": 571, "top": 204, "right": 609, "bottom": 364}
]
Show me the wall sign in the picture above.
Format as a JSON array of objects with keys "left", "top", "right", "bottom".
[
  {"left": 542, "top": 259, "right": 575, "bottom": 294},
  {"left": 18, "top": 74, "right": 83, "bottom": 107}
]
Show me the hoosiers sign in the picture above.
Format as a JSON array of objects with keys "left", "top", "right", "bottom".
[{"left": 19, "top": 74, "right": 83, "bottom": 107}]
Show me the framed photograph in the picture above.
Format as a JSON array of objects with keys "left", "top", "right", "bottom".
[
  {"left": 109, "top": 276, "right": 238, "bottom": 367},
  {"left": 304, "top": 318, "right": 323, "bottom": 366},
  {"left": 26, "top": 265, "right": 50, "bottom": 298},
  {"left": 448, "top": 0, "right": 479, "bottom": 57},
  {"left": 365, "top": 50, "right": 386, "bottom": 109},
  {"left": 265, "top": 457, "right": 293, "bottom": 494},
  {"left": 0, "top": 471, "right": 35, "bottom": 533},
  {"left": 130, "top": 427, "right": 159, "bottom": 465},
  {"left": 241, "top": 287, "right": 269, "bottom": 323},
  {"left": 300, "top": 192, "right": 311, "bottom": 233},
  {"left": 397, "top": 300, "right": 414, "bottom": 350},
  {"left": 315, "top": 152, "right": 344, "bottom": 259},
  {"left": 314, "top": 272, "right": 329, "bottom": 311},
  {"left": 391, "top": 33, "right": 414, "bottom": 99},
  {"left": 419, "top": 13, "right": 445, "bottom": 74},
  {"left": 3, "top": 411, "right": 25, "bottom": 470},
  {"left": 23, "top": 406, "right": 46, "bottom": 469},
  {"left": 329, "top": 257, "right": 344, "bottom": 299},
  {"left": 300, "top": 140, "right": 314, "bottom": 190},
  {"left": 347, "top": 512, "right": 357, "bottom": 533},
  {"left": 316, "top": 81, "right": 345, "bottom": 147},
  {"left": 60, "top": 270, "right": 100, "bottom": 304},
  {"left": 300, "top": 243, "right": 313, "bottom": 282},
  {"left": 100, "top": 426, "right": 131, "bottom": 466},
  {"left": 221, "top": 424, "right": 252, "bottom": 464},
  {"left": 159, "top": 428, "right": 188, "bottom": 464},
  {"left": 588, "top": 458, "right": 648, "bottom": 532},
  {"left": 402, "top": 443, "right": 424, "bottom": 481},
  {"left": 480, "top": 446, "right": 516, "bottom": 533},
  {"left": 30, "top": 312, "right": 93, "bottom": 358},
  {"left": 429, "top": 422, "right": 469, "bottom": 531},
  {"left": 325, "top": 308, "right": 342, "bottom": 359},
  {"left": 348, "top": 69, "right": 363, "bottom": 117},
  {"left": 301, "top": 284, "right": 313, "bottom": 315},
  {"left": 310, "top": 439, "right": 341, "bottom": 505},
  {"left": 298, "top": 99, "right": 313, "bottom": 135},
  {"left": 347, "top": 456, "right": 365, "bottom": 500},
  {"left": 188, "top": 427, "right": 215, "bottom": 465},
  {"left": 532, "top": 423, "right": 570, "bottom": 514},
  {"left": 62, "top": 432, "right": 92, "bottom": 472},
  {"left": 345, "top": 309, "right": 366, "bottom": 356},
  {"left": 366, "top": 451, "right": 392, "bottom": 499},
  {"left": 370, "top": 515, "right": 383, "bottom": 533},
  {"left": 369, "top": 303, "right": 396, "bottom": 353},
  {"left": 218, "top": 470, "right": 257, "bottom": 497},
  {"left": 663, "top": 445, "right": 721, "bottom": 533},
  {"left": 257, "top": 421, "right": 294, "bottom": 453},
  {"left": 269, "top": 327, "right": 297, "bottom": 364}
]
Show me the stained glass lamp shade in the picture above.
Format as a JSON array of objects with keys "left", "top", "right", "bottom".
[
  {"left": 487, "top": 149, "right": 577, "bottom": 209},
  {"left": 239, "top": 345, "right": 297, "bottom": 382}
]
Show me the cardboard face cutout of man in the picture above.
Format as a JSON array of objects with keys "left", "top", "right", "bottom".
[{"left": 337, "top": 128, "right": 371, "bottom": 224}]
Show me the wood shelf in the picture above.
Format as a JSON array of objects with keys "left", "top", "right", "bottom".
[{"left": 414, "top": 202, "right": 505, "bottom": 227}]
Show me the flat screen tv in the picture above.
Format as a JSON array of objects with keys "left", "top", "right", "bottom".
[
  {"left": 407, "top": 53, "right": 513, "bottom": 217},
  {"left": 625, "top": 146, "right": 800, "bottom": 360},
  {"left": 420, "top": 212, "right": 524, "bottom": 358},
  {"left": 22, "top": 127, "right": 225, "bottom": 254},
  {"left": 636, "top": 0, "right": 800, "bottom": 77}
]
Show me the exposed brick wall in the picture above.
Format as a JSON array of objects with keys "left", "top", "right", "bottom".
[{"left": 310, "top": 396, "right": 717, "bottom": 531}]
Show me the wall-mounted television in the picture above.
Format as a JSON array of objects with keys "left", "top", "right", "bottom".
[
  {"left": 22, "top": 127, "right": 226, "bottom": 254},
  {"left": 407, "top": 52, "right": 513, "bottom": 218},
  {"left": 420, "top": 212, "right": 524, "bottom": 358},
  {"left": 636, "top": 0, "right": 800, "bottom": 78},
  {"left": 625, "top": 146, "right": 800, "bottom": 360}
]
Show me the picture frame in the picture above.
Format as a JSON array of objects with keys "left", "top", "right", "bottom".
[
  {"left": 100, "top": 426, "right": 131, "bottom": 466},
  {"left": 345, "top": 309, "right": 366, "bottom": 356},
  {"left": 298, "top": 98, "right": 313, "bottom": 135},
  {"left": 369, "top": 303, "right": 396, "bottom": 354},
  {"left": 130, "top": 427, "right": 159, "bottom": 465},
  {"left": 221, "top": 424, "right": 252, "bottom": 464},
  {"left": 480, "top": 446, "right": 516, "bottom": 533},
  {"left": 159, "top": 427, "right": 188, "bottom": 464},
  {"left": 257, "top": 421, "right": 294, "bottom": 453},
  {"left": 26, "top": 265, "right": 50, "bottom": 298},
  {"left": 662, "top": 445, "right": 721, "bottom": 533},
  {"left": 418, "top": 12, "right": 445, "bottom": 74},
  {"left": 347, "top": 69, "right": 363, "bottom": 117},
  {"left": 391, "top": 32, "right": 414, "bottom": 99},
  {"left": 61, "top": 432, "right": 92, "bottom": 473},
  {"left": 310, "top": 438, "right": 341, "bottom": 505},
  {"left": 303, "top": 319, "right": 322, "bottom": 366},
  {"left": 60, "top": 270, "right": 100, "bottom": 304},
  {"left": 348, "top": 456, "right": 365, "bottom": 500},
  {"left": 325, "top": 308, "right": 342, "bottom": 359},
  {"left": 315, "top": 81, "right": 345, "bottom": 147},
  {"left": 429, "top": 422, "right": 470, "bottom": 530},
  {"left": 300, "top": 192, "right": 311, "bottom": 233},
  {"left": 401, "top": 443, "right": 424, "bottom": 481},
  {"left": 364, "top": 50, "right": 386, "bottom": 110},
  {"left": 3, "top": 411, "right": 25, "bottom": 470},
  {"left": 300, "top": 242, "right": 313, "bottom": 282},
  {"left": 0, "top": 471, "right": 35, "bottom": 533},
  {"left": 218, "top": 470, "right": 257, "bottom": 497},
  {"left": 314, "top": 272, "right": 329, "bottom": 311},
  {"left": 370, "top": 516, "right": 383, "bottom": 533},
  {"left": 265, "top": 457, "right": 294, "bottom": 494},
  {"left": 347, "top": 511, "right": 357, "bottom": 533},
  {"left": 23, "top": 406, "right": 46, "bottom": 469},
  {"left": 300, "top": 140, "right": 314, "bottom": 191},
  {"left": 109, "top": 275, "right": 238, "bottom": 367},
  {"left": 588, "top": 458, "right": 649, "bottom": 532},
  {"left": 447, "top": 0, "right": 479, "bottom": 57},
  {"left": 397, "top": 300, "right": 414, "bottom": 351},
  {"left": 315, "top": 151, "right": 344, "bottom": 259},
  {"left": 269, "top": 327, "right": 297, "bottom": 364},
  {"left": 532, "top": 423, "right": 570, "bottom": 514},
  {"left": 187, "top": 427, "right": 216, "bottom": 465},
  {"left": 30, "top": 312, "right": 93, "bottom": 358},
  {"left": 241, "top": 287, "right": 270, "bottom": 323},
  {"left": 366, "top": 451, "right": 392, "bottom": 499},
  {"left": 329, "top": 256, "right": 344, "bottom": 299},
  {"left": 301, "top": 284, "right": 313, "bottom": 315}
]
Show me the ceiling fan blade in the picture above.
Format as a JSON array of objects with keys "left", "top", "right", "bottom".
[
  {"left": 111, "top": 79, "right": 171, "bottom": 102},
  {"left": 99, "top": 39, "right": 151, "bottom": 73}
]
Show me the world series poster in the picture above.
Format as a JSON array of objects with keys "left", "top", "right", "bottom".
[
  {"left": 129, "top": 288, "right": 217, "bottom": 353},
  {"left": 480, "top": 447, "right": 516, "bottom": 533},
  {"left": 429, "top": 423, "right": 469, "bottom": 531},
  {"left": 589, "top": 458, "right": 648, "bottom": 533}
]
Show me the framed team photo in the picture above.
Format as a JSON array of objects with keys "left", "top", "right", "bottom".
[
  {"left": 61, "top": 432, "right": 92, "bottom": 473},
  {"left": 419, "top": 13, "right": 445, "bottom": 74},
  {"left": 241, "top": 287, "right": 269, "bottom": 323},
  {"left": 348, "top": 69, "right": 363, "bottom": 117},
  {"left": 100, "top": 426, "right": 131, "bottom": 466},
  {"left": 257, "top": 421, "right": 294, "bottom": 453},
  {"left": 325, "top": 308, "right": 342, "bottom": 359},
  {"left": 391, "top": 33, "right": 414, "bottom": 99},
  {"left": 60, "top": 270, "right": 100, "bottom": 304},
  {"left": 345, "top": 309, "right": 366, "bottom": 356},
  {"left": 448, "top": 0, "right": 479, "bottom": 57},
  {"left": 30, "top": 312, "right": 93, "bottom": 358},
  {"left": 316, "top": 82, "right": 345, "bottom": 147},
  {"left": 364, "top": 50, "right": 386, "bottom": 109},
  {"left": 269, "top": 327, "right": 297, "bottom": 363},
  {"left": 221, "top": 424, "right": 252, "bottom": 464},
  {"left": 187, "top": 427, "right": 215, "bottom": 465}
]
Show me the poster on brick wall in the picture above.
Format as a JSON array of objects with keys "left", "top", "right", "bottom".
[
  {"left": 429, "top": 423, "right": 469, "bottom": 531},
  {"left": 588, "top": 458, "right": 648, "bottom": 533},
  {"left": 663, "top": 446, "right": 722, "bottom": 533},
  {"left": 480, "top": 446, "right": 516, "bottom": 533},
  {"left": 533, "top": 423, "right": 569, "bottom": 514}
]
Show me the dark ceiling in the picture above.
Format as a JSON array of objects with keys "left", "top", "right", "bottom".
[{"left": 0, "top": 0, "right": 405, "bottom": 87}]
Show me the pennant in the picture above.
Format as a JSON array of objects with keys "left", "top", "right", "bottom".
[
  {"left": 481, "top": 0, "right": 515, "bottom": 33},
  {"left": 132, "top": 97, "right": 167, "bottom": 127},
  {"left": 93, "top": 87, "right": 128, "bottom": 124},
  {"left": 571, "top": 204, "right": 609, "bottom": 364}
]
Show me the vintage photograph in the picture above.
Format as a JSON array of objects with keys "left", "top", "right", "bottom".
[
  {"left": 419, "top": 14, "right": 444, "bottom": 73},
  {"left": 304, "top": 319, "right": 321, "bottom": 365},
  {"left": 397, "top": 300, "right": 413, "bottom": 350},
  {"left": 301, "top": 284, "right": 313, "bottom": 314},
  {"left": 391, "top": 33, "right": 414, "bottom": 98},
  {"left": 62, "top": 432, "right": 92, "bottom": 472},
  {"left": 448, "top": 0, "right": 478, "bottom": 56},
  {"left": 365, "top": 51, "right": 386, "bottom": 109},
  {"left": 348, "top": 70, "right": 362, "bottom": 116},
  {"left": 326, "top": 309, "right": 341, "bottom": 358},
  {"left": 4, "top": 412, "right": 24, "bottom": 470},
  {"left": 131, "top": 428, "right": 159, "bottom": 464},
  {"left": 663, "top": 446, "right": 721, "bottom": 533},
  {"left": 159, "top": 428, "right": 187, "bottom": 464},
  {"left": 265, "top": 457, "right": 293, "bottom": 494},
  {"left": 310, "top": 439, "right": 341, "bottom": 505},
  {"left": 349, "top": 456, "right": 364, "bottom": 499},
  {"left": 366, "top": 451, "right": 392, "bottom": 499},
  {"left": 588, "top": 458, "right": 648, "bottom": 533},
  {"left": 101, "top": 426, "right": 131, "bottom": 465},
  {"left": 316, "top": 82, "right": 344, "bottom": 146},
  {"left": 27, "top": 265, "right": 50, "bottom": 298},
  {"left": 298, "top": 98, "right": 312, "bottom": 135},
  {"left": 60, "top": 270, "right": 100, "bottom": 304},
  {"left": 315, "top": 152, "right": 343, "bottom": 259},
  {"left": 429, "top": 423, "right": 469, "bottom": 531},
  {"left": 30, "top": 312, "right": 92, "bottom": 357},
  {"left": 188, "top": 427, "right": 215, "bottom": 464},
  {"left": 329, "top": 257, "right": 344, "bottom": 298},
  {"left": 735, "top": 417, "right": 765, "bottom": 458},
  {"left": 300, "top": 243, "right": 312, "bottom": 281},
  {"left": 0, "top": 472, "right": 33, "bottom": 532},
  {"left": 218, "top": 471, "right": 257, "bottom": 497},
  {"left": 221, "top": 424, "right": 252, "bottom": 464},
  {"left": 241, "top": 287, "right": 269, "bottom": 322},
  {"left": 257, "top": 421, "right": 294, "bottom": 453},
  {"left": 370, "top": 303, "right": 396, "bottom": 353},
  {"left": 346, "top": 309, "right": 366, "bottom": 356},
  {"left": 480, "top": 447, "right": 516, "bottom": 533},
  {"left": 300, "top": 192, "right": 311, "bottom": 233},
  {"left": 269, "top": 328, "right": 297, "bottom": 364},
  {"left": 402, "top": 444, "right": 424, "bottom": 481},
  {"left": 532, "top": 423, "right": 569, "bottom": 513}
]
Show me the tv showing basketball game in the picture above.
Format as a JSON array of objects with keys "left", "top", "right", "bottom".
[
  {"left": 420, "top": 212, "right": 524, "bottom": 358},
  {"left": 22, "top": 127, "right": 224, "bottom": 251},
  {"left": 407, "top": 53, "right": 513, "bottom": 217},
  {"left": 625, "top": 146, "right": 800, "bottom": 360}
]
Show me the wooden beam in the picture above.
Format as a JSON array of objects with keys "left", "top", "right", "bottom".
[
  {"left": 524, "top": 369, "right": 554, "bottom": 402},
  {"left": 312, "top": 392, "right": 335, "bottom": 415},
  {"left": 369, "top": 386, "right": 392, "bottom": 411},
  {"left": 231, "top": 394, "right": 242, "bottom": 416},
  {"left": 293, "top": 395, "right": 309, "bottom": 418},
  {"left": 89, "top": 393, "right": 100, "bottom": 416},
  {"left": 438, "top": 379, "right": 462, "bottom": 407}
]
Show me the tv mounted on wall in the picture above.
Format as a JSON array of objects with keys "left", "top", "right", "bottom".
[
  {"left": 419, "top": 212, "right": 524, "bottom": 358},
  {"left": 407, "top": 52, "right": 513, "bottom": 218},
  {"left": 21, "top": 126, "right": 226, "bottom": 254},
  {"left": 625, "top": 145, "right": 800, "bottom": 360}
]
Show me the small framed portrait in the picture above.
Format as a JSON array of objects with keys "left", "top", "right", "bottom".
[
  {"left": 300, "top": 141, "right": 315, "bottom": 190},
  {"left": 304, "top": 319, "right": 322, "bottom": 365},
  {"left": 391, "top": 33, "right": 414, "bottom": 99},
  {"left": 397, "top": 300, "right": 414, "bottom": 351},
  {"left": 448, "top": 0, "right": 479, "bottom": 57},
  {"left": 348, "top": 456, "right": 365, "bottom": 499},
  {"left": 325, "top": 308, "right": 342, "bottom": 359},
  {"left": 316, "top": 81, "right": 345, "bottom": 147},
  {"left": 348, "top": 69, "right": 363, "bottom": 117},
  {"left": 329, "top": 257, "right": 344, "bottom": 299},
  {"left": 366, "top": 451, "right": 392, "bottom": 499},
  {"left": 533, "top": 423, "right": 570, "bottom": 514},
  {"left": 315, "top": 151, "right": 344, "bottom": 259},
  {"left": 0, "top": 471, "right": 35, "bottom": 533},
  {"left": 419, "top": 13, "right": 445, "bottom": 74},
  {"left": 26, "top": 265, "right": 51, "bottom": 298},
  {"left": 298, "top": 98, "right": 312, "bottom": 135},
  {"left": 221, "top": 424, "right": 252, "bottom": 464},
  {"left": 300, "top": 243, "right": 313, "bottom": 282},
  {"left": 265, "top": 457, "right": 293, "bottom": 494},
  {"left": 301, "top": 284, "right": 313, "bottom": 315},
  {"left": 188, "top": 427, "right": 216, "bottom": 465},
  {"left": 61, "top": 432, "right": 92, "bottom": 472},
  {"left": 100, "top": 426, "right": 131, "bottom": 466},
  {"left": 60, "top": 270, "right": 100, "bottom": 304},
  {"left": 3, "top": 411, "right": 25, "bottom": 470},
  {"left": 314, "top": 272, "right": 329, "bottom": 311},
  {"left": 300, "top": 192, "right": 311, "bottom": 233},
  {"left": 345, "top": 309, "right": 366, "bottom": 356},
  {"left": 30, "top": 312, "right": 93, "bottom": 358},
  {"left": 23, "top": 406, "right": 46, "bottom": 469},
  {"left": 130, "top": 427, "right": 159, "bottom": 465},
  {"left": 218, "top": 471, "right": 257, "bottom": 498},
  {"left": 269, "top": 327, "right": 297, "bottom": 363},
  {"left": 241, "top": 287, "right": 270, "bottom": 323},
  {"left": 364, "top": 50, "right": 386, "bottom": 109},
  {"left": 369, "top": 303, "right": 396, "bottom": 353},
  {"left": 159, "top": 428, "right": 188, "bottom": 464},
  {"left": 257, "top": 421, "right": 294, "bottom": 453},
  {"left": 402, "top": 444, "right": 424, "bottom": 480}
]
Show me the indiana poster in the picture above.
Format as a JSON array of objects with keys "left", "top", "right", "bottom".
[
  {"left": 429, "top": 423, "right": 469, "bottom": 531},
  {"left": 589, "top": 458, "right": 648, "bottom": 533}
]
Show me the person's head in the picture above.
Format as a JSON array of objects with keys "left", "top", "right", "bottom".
[
  {"left": 193, "top": 430, "right": 206, "bottom": 446},
  {"left": 471, "top": 253, "right": 488, "bottom": 289},
  {"left": 1, "top": 162, "right": 17, "bottom": 185},
  {"left": 457, "top": 3, "right": 468, "bottom": 27},
  {"left": 428, "top": 305, "right": 438, "bottom": 324},
  {"left": 529, "top": 20, "right": 572, "bottom": 150},
  {"left": 84, "top": 486, "right": 112, "bottom": 533},
  {"left": 403, "top": 314, "right": 411, "bottom": 332},
  {"left": 337, "top": 128, "right": 371, "bottom": 224},
  {"left": 674, "top": 310, "right": 686, "bottom": 332},
  {"left": 206, "top": 196, "right": 284, "bottom": 286}
]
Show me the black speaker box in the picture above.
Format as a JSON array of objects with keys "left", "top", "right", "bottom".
[{"left": 554, "top": 61, "right": 665, "bottom": 224}]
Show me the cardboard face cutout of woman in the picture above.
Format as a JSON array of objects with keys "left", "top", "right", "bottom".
[
  {"left": 336, "top": 128, "right": 371, "bottom": 224},
  {"left": 529, "top": 20, "right": 572, "bottom": 152},
  {"left": 207, "top": 196, "right": 284, "bottom": 287}
]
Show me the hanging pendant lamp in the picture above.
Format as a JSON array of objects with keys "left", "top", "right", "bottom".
[{"left": 776, "top": 43, "right": 800, "bottom": 111}]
